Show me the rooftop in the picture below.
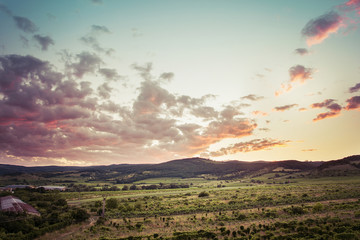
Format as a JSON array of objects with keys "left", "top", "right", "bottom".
[{"left": 0, "top": 195, "right": 40, "bottom": 216}]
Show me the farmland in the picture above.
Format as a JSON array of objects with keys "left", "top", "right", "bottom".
[{"left": 1, "top": 156, "right": 360, "bottom": 239}]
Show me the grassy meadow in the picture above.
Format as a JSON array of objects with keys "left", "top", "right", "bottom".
[{"left": 32, "top": 175, "right": 360, "bottom": 240}]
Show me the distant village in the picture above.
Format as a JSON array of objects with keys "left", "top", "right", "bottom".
[{"left": 0, "top": 184, "right": 66, "bottom": 192}]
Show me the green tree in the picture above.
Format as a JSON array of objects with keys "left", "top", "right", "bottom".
[
  {"left": 106, "top": 198, "right": 119, "bottom": 209},
  {"left": 71, "top": 208, "right": 90, "bottom": 223}
]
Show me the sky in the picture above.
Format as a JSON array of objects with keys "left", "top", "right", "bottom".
[{"left": 0, "top": 0, "right": 359, "bottom": 166}]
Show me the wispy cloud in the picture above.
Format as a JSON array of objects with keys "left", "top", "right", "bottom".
[
  {"left": 310, "top": 99, "right": 342, "bottom": 121},
  {"left": 208, "top": 138, "right": 290, "bottom": 157},
  {"left": 349, "top": 82, "right": 360, "bottom": 93},
  {"left": 13, "top": 16, "right": 38, "bottom": 33},
  {"left": 80, "top": 25, "right": 114, "bottom": 55},
  {"left": 273, "top": 104, "right": 298, "bottom": 112},
  {"left": 343, "top": 0, "right": 360, "bottom": 15},
  {"left": 241, "top": 94, "right": 264, "bottom": 101},
  {"left": 252, "top": 110, "right": 268, "bottom": 117},
  {"left": 33, "top": 35, "right": 54, "bottom": 51},
  {"left": 302, "top": 148, "right": 317, "bottom": 152}
]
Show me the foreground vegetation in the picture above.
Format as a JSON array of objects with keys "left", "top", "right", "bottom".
[{"left": 0, "top": 176, "right": 351, "bottom": 240}]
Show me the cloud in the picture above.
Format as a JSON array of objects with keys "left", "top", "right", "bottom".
[
  {"left": 0, "top": 4, "right": 12, "bottom": 15},
  {"left": 312, "top": 111, "right": 341, "bottom": 121},
  {"left": 302, "top": 148, "right": 317, "bottom": 152},
  {"left": 98, "top": 68, "right": 121, "bottom": 81},
  {"left": 97, "top": 82, "right": 112, "bottom": 99},
  {"left": 190, "top": 106, "right": 218, "bottom": 120},
  {"left": 241, "top": 94, "right": 264, "bottom": 101},
  {"left": 349, "top": 82, "right": 360, "bottom": 93},
  {"left": 345, "top": 96, "right": 360, "bottom": 110},
  {"left": 311, "top": 99, "right": 342, "bottom": 121},
  {"left": 289, "top": 65, "right": 314, "bottom": 83},
  {"left": 252, "top": 110, "right": 268, "bottom": 116},
  {"left": 301, "top": 11, "right": 343, "bottom": 46},
  {"left": 33, "top": 34, "right": 55, "bottom": 51},
  {"left": 294, "top": 48, "right": 310, "bottom": 56},
  {"left": 159, "top": 72, "right": 174, "bottom": 82},
  {"left": 273, "top": 104, "right": 298, "bottom": 112},
  {"left": 275, "top": 65, "right": 314, "bottom": 96},
  {"left": 91, "top": 25, "right": 110, "bottom": 34},
  {"left": 208, "top": 138, "right": 290, "bottom": 157},
  {"left": 0, "top": 5, "right": 39, "bottom": 34},
  {"left": 70, "top": 52, "right": 103, "bottom": 78},
  {"left": 20, "top": 35, "right": 29, "bottom": 47},
  {"left": 0, "top": 54, "right": 261, "bottom": 165},
  {"left": 80, "top": 25, "right": 114, "bottom": 55},
  {"left": 343, "top": 0, "right": 360, "bottom": 14},
  {"left": 13, "top": 16, "right": 38, "bottom": 33},
  {"left": 311, "top": 99, "right": 335, "bottom": 108}
]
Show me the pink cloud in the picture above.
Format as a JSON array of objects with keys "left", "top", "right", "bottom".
[
  {"left": 310, "top": 99, "right": 342, "bottom": 122},
  {"left": 345, "top": 96, "right": 360, "bottom": 110},
  {"left": 0, "top": 54, "right": 260, "bottom": 165},
  {"left": 301, "top": 11, "right": 344, "bottom": 46},
  {"left": 252, "top": 110, "right": 268, "bottom": 117},
  {"left": 273, "top": 104, "right": 298, "bottom": 112},
  {"left": 275, "top": 65, "right": 314, "bottom": 96},
  {"left": 344, "top": 0, "right": 360, "bottom": 15},
  {"left": 209, "top": 138, "right": 290, "bottom": 157}
]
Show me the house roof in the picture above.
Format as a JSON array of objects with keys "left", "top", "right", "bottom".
[{"left": 0, "top": 195, "right": 40, "bottom": 216}]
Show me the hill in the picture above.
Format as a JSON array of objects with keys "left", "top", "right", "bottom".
[
  {"left": 0, "top": 156, "right": 330, "bottom": 184},
  {"left": 311, "top": 155, "right": 360, "bottom": 176},
  {"left": 1, "top": 156, "right": 359, "bottom": 184}
]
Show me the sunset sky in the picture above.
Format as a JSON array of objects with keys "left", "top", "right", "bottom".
[{"left": 0, "top": 0, "right": 359, "bottom": 166}]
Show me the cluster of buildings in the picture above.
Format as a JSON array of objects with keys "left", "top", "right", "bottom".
[{"left": 0, "top": 185, "right": 66, "bottom": 192}]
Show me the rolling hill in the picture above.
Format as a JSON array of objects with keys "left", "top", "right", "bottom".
[{"left": 0, "top": 155, "right": 358, "bottom": 183}]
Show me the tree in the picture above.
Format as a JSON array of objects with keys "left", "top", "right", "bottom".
[
  {"left": 71, "top": 208, "right": 90, "bottom": 223},
  {"left": 106, "top": 198, "right": 118, "bottom": 209}
]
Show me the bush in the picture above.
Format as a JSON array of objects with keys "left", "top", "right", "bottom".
[
  {"left": 71, "top": 208, "right": 90, "bottom": 223},
  {"left": 106, "top": 198, "right": 118, "bottom": 209},
  {"left": 312, "top": 203, "right": 324, "bottom": 213},
  {"left": 198, "top": 191, "right": 209, "bottom": 197},
  {"left": 335, "top": 232, "right": 357, "bottom": 240}
]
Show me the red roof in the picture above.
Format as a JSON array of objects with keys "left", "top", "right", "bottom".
[{"left": 0, "top": 195, "right": 40, "bottom": 216}]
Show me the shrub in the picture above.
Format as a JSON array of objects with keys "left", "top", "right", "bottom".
[
  {"left": 106, "top": 198, "right": 118, "bottom": 209},
  {"left": 71, "top": 208, "right": 90, "bottom": 223},
  {"left": 335, "top": 232, "right": 357, "bottom": 240},
  {"left": 312, "top": 203, "right": 324, "bottom": 213},
  {"left": 198, "top": 191, "right": 209, "bottom": 197}
]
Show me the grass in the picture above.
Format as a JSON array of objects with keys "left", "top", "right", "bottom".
[
  {"left": 47, "top": 175, "right": 360, "bottom": 239},
  {"left": 3, "top": 174, "right": 360, "bottom": 239}
]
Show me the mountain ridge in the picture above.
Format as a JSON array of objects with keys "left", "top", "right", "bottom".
[{"left": 1, "top": 155, "right": 358, "bottom": 176}]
